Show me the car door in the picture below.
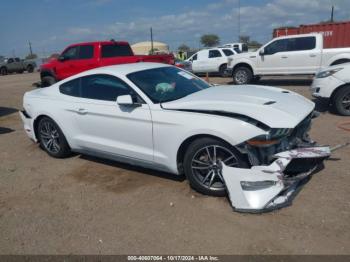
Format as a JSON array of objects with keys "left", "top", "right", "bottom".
[
  {"left": 72, "top": 74, "right": 154, "bottom": 162},
  {"left": 257, "top": 39, "right": 289, "bottom": 75},
  {"left": 6, "top": 58, "right": 16, "bottom": 72},
  {"left": 55, "top": 46, "right": 81, "bottom": 79},
  {"left": 189, "top": 53, "right": 200, "bottom": 73},
  {"left": 282, "top": 36, "right": 320, "bottom": 74},
  {"left": 191, "top": 51, "right": 207, "bottom": 73},
  {"left": 207, "top": 49, "right": 223, "bottom": 72}
]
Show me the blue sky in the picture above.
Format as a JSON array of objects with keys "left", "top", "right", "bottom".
[{"left": 1, "top": 0, "right": 349, "bottom": 57}]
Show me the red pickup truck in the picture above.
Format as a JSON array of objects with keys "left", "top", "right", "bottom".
[{"left": 40, "top": 40, "right": 175, "bottom": 86}]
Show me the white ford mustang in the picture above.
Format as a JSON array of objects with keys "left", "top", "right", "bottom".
[{"left": 20, "top": 63, "right": 331, "bottom": 212}]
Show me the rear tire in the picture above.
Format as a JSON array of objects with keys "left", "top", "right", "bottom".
[
  {"left": 219, "top": 64, "right": 227, "bottom": 77},
  {"left": 37, "top": 117, "right": 71, "bottom": 158},
  {"left": 233, "top": 66, "right": 253, "bottom": 85},
  {"left": 41, "top": 76, "right": 56, "bottom": 87},
  {"left": 332, "top": 85, "right": 350, "bottom": 116},
  {"left": 183, "top": 137, "right": 248, "bottom": 196}
]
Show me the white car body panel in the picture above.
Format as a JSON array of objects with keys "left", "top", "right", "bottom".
[
  {"left": 162, "top": 85, "right": 314, "bottom": 128},
  {"left": 311, "top": 63, "right": 350, "bottom": 98},
  {"left": 227, "top": 34, "right": 350, "bottom": 76}
]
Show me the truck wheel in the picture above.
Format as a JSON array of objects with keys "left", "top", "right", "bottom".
[
  {"left": 27, "top": 65, "right": 34, "bottom": 73},
  {"left": 332, "top": 85, "right": 350, "bottom": 116},
  {"left": 0, "top": 67, "right": 7, "bottom": 75},
  {"left": 233, "top": 66, "right": 252, "bottom": 85},
  {"left": 219, "top": 64, "right": 227, "bottom": 77},
  {"left": 41, "top": 76, "right": 56, "bottom": 87}
]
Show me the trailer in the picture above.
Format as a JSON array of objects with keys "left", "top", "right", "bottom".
[{"left": 273, "top": 21, "right": 350, "bottom": 49}]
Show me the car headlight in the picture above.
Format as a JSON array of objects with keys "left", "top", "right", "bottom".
[
  {"left": 247, "top": 128, "right": 292, "bottom": 147},
  {"left": 316, "top": 68, "right": 343, "bottom": 78},
  {"left": 240, "top": 180, "right": 277, "bottom": 191}
]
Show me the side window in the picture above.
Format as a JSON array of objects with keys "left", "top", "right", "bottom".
[
  {"left": 208, "top": 50, "right": 222, "bottom": 58},
  {"left": 79, "top": 45, "right": 94, "bottom": 59},
  {"left": 288, "top": 37, "right": 316, "bottom": 51},
  {"left": 101, "top": 44, "right": 133, "bottom": 58},
  {"left": 192, "top": 54, "right": 197, "bottom": 61},
  {"left": 222, "top": 49, "right": 234, "bottom": 56},
  {"left": 7, "top": 58, "right": 14, "bottom": 63},
  {"left": 15, "top": 58, "right": 20, "bottom": 62},
  {"left": 59, "top": 78, "right": 81, "bottom": 97},
  {"left": 62, "top": 46, "right": 79, "bottom": 60},
  {"left": 264, "top": 39, "right": 288, "bottom": 55},
  {"left": 81, "top": 74, "right": 133, "bottom": 101}
]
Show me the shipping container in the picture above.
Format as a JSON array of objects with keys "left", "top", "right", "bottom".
[{"left": 273, "top": 21, "right": 350, "bottom": 49}]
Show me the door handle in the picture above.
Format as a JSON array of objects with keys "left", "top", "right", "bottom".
[
  {"left": 281, "top": 56, "right": 288, "bottom": 59},
  {"left": 76, "top": 108, "right": 88, "bottom": 115},
  {"left": 309, "top": 54, "right": 317, "bottom": 57}
]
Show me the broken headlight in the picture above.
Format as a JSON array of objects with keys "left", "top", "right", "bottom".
[
  {"left": 240, "top": 180, "right": 277, "bottom": 191},
  {"left": 247, "top": 128, "right": 292, "bottom": 147}
]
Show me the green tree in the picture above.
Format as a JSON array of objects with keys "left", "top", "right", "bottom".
[
  {"left": 25, "top": 53, "right": 38, "bottom": 60},
  {"left": 200, "top": 34, "right": 220, "bottom": 47},
  {"left": 178, "top": 44, "right": 190, "bottom": 52}
]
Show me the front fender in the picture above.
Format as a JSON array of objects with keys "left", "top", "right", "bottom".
[
  {"left": 230, "top": 58, "right": 257, "bottom": 75},
  {"left": 326, "top": 53, "right": 350, "bottom": 66}
]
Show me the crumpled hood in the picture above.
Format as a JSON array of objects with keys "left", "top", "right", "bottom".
[{"left": 162, "top": 85, "right": 315, "bottom": 128}]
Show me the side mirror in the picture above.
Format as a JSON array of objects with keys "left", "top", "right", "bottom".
[
  {"left": 58, "top": 55, "right": 66, "bottom": 62},
  {"left": 117, "top": 95, "right": 135, "bottom": 106},
  {"left": 259, "top": 48, "right": 265, "bottom": 56}
]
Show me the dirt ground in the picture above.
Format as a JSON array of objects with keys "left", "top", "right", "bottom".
[{"left": 0, "top": 72, "right": 349, "bottom": 255}]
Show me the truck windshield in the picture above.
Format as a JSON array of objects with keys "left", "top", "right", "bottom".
[{"left": 127, "top": 67, "right": 210, "bottom": 103}]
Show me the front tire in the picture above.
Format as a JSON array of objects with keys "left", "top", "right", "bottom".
[
  {"left": 332, "top": 85, "right": 350, "bottom": 116},
  {"left": 37, "top": 117, "right": 71, "bottom": 158},
  {"left": 41, "top": 76, "right": 56, "bottom": 87},
  {"left": 233, "top": 66, "right": 253, "bottom": 85},
  {"left": 183, "top": 137, "right": 248, "bottom": 196}
]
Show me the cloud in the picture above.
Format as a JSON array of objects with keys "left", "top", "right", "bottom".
[{"left": 30, "top": 0, "right": 350, "bottom": 55}]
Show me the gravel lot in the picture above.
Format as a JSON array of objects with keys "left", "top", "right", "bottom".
[{"left": 0, "top": 72, "right": 349, "bottom": 255}]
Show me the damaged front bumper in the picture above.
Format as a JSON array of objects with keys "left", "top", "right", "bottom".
[{"left": 221, "top": 146, "right": 331, "bottom": 213}]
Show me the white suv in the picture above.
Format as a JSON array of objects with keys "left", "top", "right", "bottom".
[
  {"left": 187, "top": 48, "right": 236, "bottom": 77},
  {"left": 311, "top": 63, "right": 350, "bottom": 116}
]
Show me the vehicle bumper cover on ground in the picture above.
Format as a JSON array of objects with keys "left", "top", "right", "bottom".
[{"left": 222, "top": 146, "right": 331, "bottom": 213}]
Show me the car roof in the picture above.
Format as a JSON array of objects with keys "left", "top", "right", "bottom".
[{"left": 63, "top": 62, "right": 171, "bottom": 81}]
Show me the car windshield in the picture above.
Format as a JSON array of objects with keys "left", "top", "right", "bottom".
[{"left": 127, "top": 66, "right": 210, "bottom": 103}]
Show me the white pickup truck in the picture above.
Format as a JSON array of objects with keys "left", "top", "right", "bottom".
[{"left": 226, "top": 34, "right": 350, "bottom": 84}]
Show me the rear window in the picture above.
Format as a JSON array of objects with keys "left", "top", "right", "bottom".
[
  {"left": 101, "top": 44, "right": 133, "bottom": 58},
  {"left": 59, "top": 79, "right": 80, "bottom": 97}
]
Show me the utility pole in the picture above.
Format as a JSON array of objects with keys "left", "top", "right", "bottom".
[
  {"left": 150, "top": 27, "right": 154, "bottom": 54},
  {"left": 28, "top": 41, "right": 33, "bottom": 56},
  {"left": 330, "top": 5, "right": 334, "bottom": 22},
  {"left": 238, "top": 0, "right": 241, "bottom": 42}
]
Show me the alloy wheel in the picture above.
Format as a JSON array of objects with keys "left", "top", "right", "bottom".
[
  {"left": 341, "top": 92, "right": 350, "bottom": 113},
  {"left": 235, "top": 70, "right": 248, "bottom": 84},
  {"left": 39, "top": 120, "right": 61, "bottom": 154},
  {"left": 191, "top": 145, "right": 238, "bottom": 191}
]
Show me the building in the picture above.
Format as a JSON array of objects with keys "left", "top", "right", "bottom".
[{"left": 131, "top": 41, "right": 169, "bottom": 55}]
